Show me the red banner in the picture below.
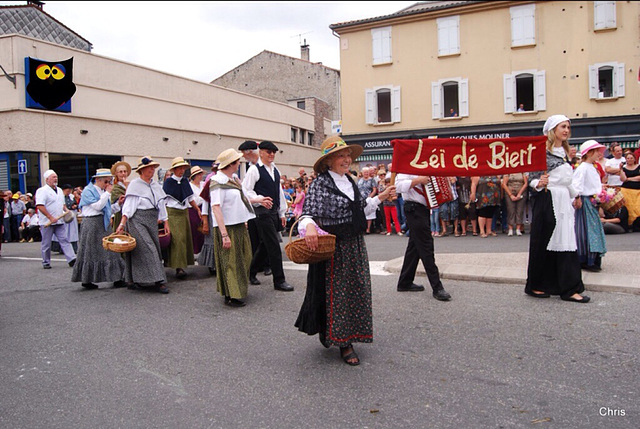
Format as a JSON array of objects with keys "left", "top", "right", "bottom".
[{"left": 391, "top": 136, "right": 547, "bottom": 177}]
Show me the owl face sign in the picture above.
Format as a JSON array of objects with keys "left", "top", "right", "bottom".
[{"left": 25, "top": 57, "right": 77, "bottom": 111}]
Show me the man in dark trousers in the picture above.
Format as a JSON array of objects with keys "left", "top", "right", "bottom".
[
  {"left": 238, "top": 140, "right": 271, "bottom": 278},
  {"left": 394, "top": 172, "right": 452, "bottom": 301},
  {"left": 242, "top": 141, "right": 293, "bottom": 291}
]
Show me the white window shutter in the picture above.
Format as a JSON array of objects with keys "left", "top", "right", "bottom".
[
  {"left": 503, "top": 74, "right": 514, "bottom": 113},
  {"left": 391, "top": 86, "right": 401, "bottom": 123},
  {"left": 431, "top": 82, "right": 441, "bottom": 119},
  {"left": 588, "top": 65, "right": 599, "bottom": 99},
  {"left": 614, "top": 62, "right": 625, "bottom": 97},
  {"left": 382, "top": 28, "right": 392, "bottom": 63},
  {"left": 523, "top": 5, "right": 535, "bottom": 45},
  {"left": 459, "top": 78, "right": 469, "bottom": 117},
  {"left": 372, "top": 29, "right": 382, "bottom": 64},
  {"left": 534, "top": 70, "right": 546, "bottom": 111},
  {"left": 437, "top": 16, "right": 459, "bottom": 56},
  {"left": 511, "top": 5, "right": 535, "bottom": 46},
  {"left": 605, "top": 1, "right": 616, "bottom": 29},
  {"left": 365, "top": 89, "right": 375, "bottom": 124},
  {"left": 595, "top": 1, "right": 616, "bottom": 30}
]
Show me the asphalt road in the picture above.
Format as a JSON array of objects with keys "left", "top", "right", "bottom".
[{"left": 0, "top": 234, "right": 639, "bottom": 429}]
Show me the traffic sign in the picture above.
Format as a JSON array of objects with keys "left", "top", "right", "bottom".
[{"left": 18, "top": 159, "right": 27, "bottom": 175}]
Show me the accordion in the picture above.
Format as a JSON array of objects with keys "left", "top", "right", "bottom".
[{"left": 419, "top": 176, "right": 455, "bottom": 209}]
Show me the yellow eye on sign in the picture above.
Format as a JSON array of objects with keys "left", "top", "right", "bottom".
[
  {"left": 35, "top": 64, "right": 51, "bottom": 80},
  {"left": 50, "top": 65, "right": 66, "bottom": 80}
]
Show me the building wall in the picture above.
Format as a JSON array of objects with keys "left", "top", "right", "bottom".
[
  {"left": 335, "top": 1, "right": 639, "bottom": 137},
  {"left": 0, "top": 35, "right": 320, "bottom": 184},
  {"left": 212, "top": 50, "right": 342, "bottom": 123}
]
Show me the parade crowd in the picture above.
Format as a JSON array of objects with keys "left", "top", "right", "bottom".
[{"left": 1, "top": 119, "right": 639, "bottom": 365}]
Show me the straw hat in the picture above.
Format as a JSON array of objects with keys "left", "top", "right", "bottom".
[
  {"left": 134, "top": 156, "right": 160, "bottom": 173},
  {"left": 189, "top": 165, "right": 204, "bottom": 179},
  {"left": 216, "top": 149, "right": 243, "bottom": 169},
  {"left": 579, "top": 140, "right": 606, "bottom": 157},
  {"left": 169, "top": 157, "right": 190, "bottom": 170},
  {"left": 313, "top": 135, "right": 363, "bottom": 174},
  {"left": 110, "top": 161, "right": 131, "bottom": 176},
  {"left": 92, "top": 168, "right": 113, "bottom": 179}
]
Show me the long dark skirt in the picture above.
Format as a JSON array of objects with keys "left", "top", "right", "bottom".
[
  {"left": 71, "top": 215, "right": 125, "bottom": 283},
  {"left": 124, "top": 208, "right": 167, "bottom": 285},
  {"left": 525, "top": 190, "right": 584, "bottom": 298},
  {"left": 575, "top": 196, "right": 606, "bottom": 268},
  {"left": 189, "top": 206, "right": 204, "bottom": 254},
  {"left": 197, "top": 213, "right": 215, "bottom": 270},
  {"left": 166, "top": 207, "right": 194, "bottom": 269},
  {"left": 295, "top": 233, "right": 373, "bottom": 348}
]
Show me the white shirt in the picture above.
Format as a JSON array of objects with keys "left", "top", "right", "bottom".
[
  {"left": 395, "top": 173, "right": 429, "bottom": 206},
  {"left": 165, "top": 175, "right": 195, "bottom": 210},
  {"left": 605, "top": 157, "right": 625, "bottom": 186},
  {"left": 35, "top": 185, "right": 65, "bottom": 226},
  {"left": 80, "top": 187, "right": 121, "bottom": 217},
  {"left": 298, "top": 170, "right": 381, "bottom": 232},
  {"left": 242, "top": 159, "right": 287, "bottom": 218},
  {"left": 121, "top": 195, "right": 168, "bottom": 221},
  {"left": 572, "top": 162, "right": 604, "bottom": 196},
  {"left": 22, "top": 213, "right": 39, "bottom": 226},
  {"left": 190, "top": 182, "right": 204, "bottom": 207},
  {"left": 209, "top": 171, "right": 255, "bottom": 227}
]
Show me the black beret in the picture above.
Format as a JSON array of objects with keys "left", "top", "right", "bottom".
[
  {"left": 238, "top": 140, "right": 258, "bottom": 151},
  {"left": 61, "top": 184, "right": 73, "bottom": 190},
  {"left": 259, "top": 141, "right": 279, "bottom": 152}
]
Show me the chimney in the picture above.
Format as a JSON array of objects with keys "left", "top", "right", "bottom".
[
  {"left": 28, "top": 0, "right": 45, "bottom": 9},
  {"left": 301, "top": 39, "right": 310, "bottom": 62}
]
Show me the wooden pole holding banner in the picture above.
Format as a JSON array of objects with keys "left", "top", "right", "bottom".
[{"left": 390, "top": 172, "right": 397, "bottom": 200}]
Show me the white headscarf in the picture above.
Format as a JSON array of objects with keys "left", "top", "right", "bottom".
[
  {"left": 43, "top": 169, "right": 56, "bottom": 180},
  {"left": 542, "top": 115, "right": 570, "bottom": 135}
]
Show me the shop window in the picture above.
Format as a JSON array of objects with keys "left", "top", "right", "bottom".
[
  {"left": 437, "top": 15, "right": 460, "bottom": 56},
  {"left": 365, "top": 86, "right": 401, "bottom": 124},
  {"left": 510, "top": 4, "right": 535, "bottom": 47},
  {"left": 503, "top": 70, "right": 545, "bottom": 113},
  {"left": 431, "top": 78, "right": 468, "bottom": 119},
  {"left": 589, "top": 62, "right": 625, "bottom": 99},
  {"left": 372, "top": 26, "right": 392, "bottom": 65},
  {"left": 594, "top": 1, "right": 616, "bottom": 30}
]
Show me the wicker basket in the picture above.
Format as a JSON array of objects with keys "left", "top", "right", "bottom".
[
  {"left": 601, "top": 188, "right": 625, "bottom": 215},
  {"left": 102, "top": 232, "right": 137, "bottom": 253},
  {"left": 284, "top": 218, "right": 336, "bottom": 264}
]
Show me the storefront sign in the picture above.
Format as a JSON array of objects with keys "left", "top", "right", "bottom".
[{"left": 391, "top": 136, "right": 547, "bottom": 177}]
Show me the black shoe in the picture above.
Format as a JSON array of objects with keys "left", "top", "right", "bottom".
[
  {"left": 525, "top": 290, "right": 550, "bottom": 298},
  {"left": 432, "top": 288, "right": 452, "bottom": 301},
  {"left": 68, "top": 259, "right": 76, "bottom": 268},
  {"left": 112, "top": 280, "right": 127, "bottom": 288},
  {"left": 128, "top": 283, "right": 143, "bottom": 291},
  {"left": 249, "top": 276, "right": 261, "bottom": 285},
  {"left": 208, "top": 267, "right": 216, "bottom": 275},
  {"left": 397, "top": 283, "right": 425, "bottom": 292},
  {"left": 43, "top": 263, "right": 51, "bottom": 269},
  {"left": 81, "top": 283, "right": 99, "bottom": 290},
  {"left": 582, "top": 265, "right": 602, "bottom": 272},
  {"left": 225, "top": 298, "right": 246, "bottom": 307},
  {"left": 561, "top": 295, "right": 591, "bottom": 303},
  {"left": 176, "top": 269, "right": 187, "bottom": 279},
  {"left": 156, "top": 284, "right": 170, "bottom": 294},
  {"left": 263, "top": 267, "right": 272, "bottom": 276},
  {"left": 274, "top": 281, "right": 294, "bottom": 292}
]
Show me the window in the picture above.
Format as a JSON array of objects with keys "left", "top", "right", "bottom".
[
  {"left": 589, "top": 62, "right": 625, "bottom": 99},
  {"left": 300, "top": 130, "right": 305, "bottom": 145},
  {"left": 510, "top": 4, "right": 535, "bottom": 47},
  {"left": 437, "top": 16, "right": 460, "bottom": 56},
  {"left": 371, "top": 26, "right": 392, "bottom": 65},
  {"left": 594, "top": 1, "right": 616, "bottom": 30},
  {"left": 296, "top": 100, "right": 305, "bottom": 110},
  {"left": 365, "top": 86, "right": 401, "bottom": 124},
  {"left": 431, "top": 78, "right": 468, "bottom": 119},
  {"left": 503, "top": 70, "right": 545, "bottom": 113},
  {"left": 291, "top": 127, "right": 297, "bottom": 143},
  {"left": 307, "top": 132, "right": 314, "bottom": 146}
]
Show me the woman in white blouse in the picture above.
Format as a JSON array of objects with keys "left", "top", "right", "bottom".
[
  {"left": 115, "top": 156, "right": 170, "bottom": 294},
  {"left": 208, "top": 149, "right": 256, "bottom": 307},
  {"left": 572, "top": 140, "right": 607, "bottom": 272}
]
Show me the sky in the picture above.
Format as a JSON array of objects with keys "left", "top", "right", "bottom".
[{"left": 1, "top": 1, "right": 417, "bottom": 82}]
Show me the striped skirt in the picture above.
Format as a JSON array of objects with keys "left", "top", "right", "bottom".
[
  {"left": 166, "top": 207, "right": 194, "bottom": 269},
  {"left": 213, "top": 223, "right": 252, "bottom": 299},
  {"left": 575, "top": 196, "right": 607, "bottom": 267},
  {"left": 197, "top": 213, "right": 215, "bottom": 270},
  {"left": 71, "top": 215, "right": 125, "bottom": 283},
  {"left": 124, "top": 208, "right": 167, "bottom": 285}
]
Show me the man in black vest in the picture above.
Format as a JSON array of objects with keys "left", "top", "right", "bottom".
[
  {"left": 242, "top": 141, "right": 293, "bottom": 292},
  {"left": 239, "top": 140, "right": 272, "bottom": 277}
]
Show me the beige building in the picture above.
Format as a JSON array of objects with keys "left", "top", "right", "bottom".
[
  {"left": 0, "top": 3, "right": 322, "bottom": 193},
  {"left": 330, "top": 0, "right": 640, "bottom": 166}
]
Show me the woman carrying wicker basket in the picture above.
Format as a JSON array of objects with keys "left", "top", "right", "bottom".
[
  {"left": 110, "top": 161, "right": 131, "bottom": 233},
  {"left": 115, "top": 156, "right": 170, "bottom": 294},
  {"left": 294, "top": 136, "right": 395, "bottom": 366},
  {"left": 71, "top": 169, "right": 126, "bottom": 289},
  {"left": 572, "top": 140, "right": 607, "bottom": 272}
]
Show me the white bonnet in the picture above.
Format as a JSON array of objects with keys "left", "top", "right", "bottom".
[
  {"left": 542, "top": 115, "right": 570, "bottom": 135},
  {"left": 43, "top": 169, "right": 56, "bottom": 180}
]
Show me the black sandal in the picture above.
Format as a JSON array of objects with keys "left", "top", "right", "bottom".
[{"left": 340, "top": 346, "right": 360, "bottom": 366}]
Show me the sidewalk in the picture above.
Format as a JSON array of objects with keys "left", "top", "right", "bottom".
[{"left": 384, "top": 251, "right": 640, "bottom": 295}]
